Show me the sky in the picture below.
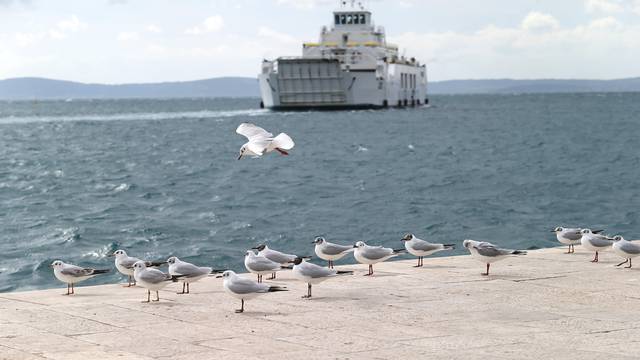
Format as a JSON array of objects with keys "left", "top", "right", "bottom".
[{"left": 1, "top": 0, "right": 639, "bottom": 83}]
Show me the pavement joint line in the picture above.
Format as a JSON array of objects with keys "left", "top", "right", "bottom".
[{"left": 510, "top": 275, "right": 568, "bottom": 282}]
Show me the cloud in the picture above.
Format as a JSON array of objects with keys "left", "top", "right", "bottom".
[
  {"left": 521, "top": 12, "right": 559, "bottom": 31},
  {"left": 57, "top": 15, "right": 87, "bottom": 32},
  {"left": 0, "top": 0, "right": 31, "bottom": 6},
  {"left": 633, "top": 0, "right": 640, "bottom": 14},
  {"left": 258, "top": 26, "right": 297, "bottom": 44},
  {"left": 585, "top": 0, "right": 624, "bottom": 13},
  {"left": 117, "top": 31, "right": 140, "bottom": 41},
  {"left": 145, "top": 24, "right": 162, "bottom": 33},
  {"left": 275, "top": 0, "right": 334, "bottom": 9},
  {"left": 588, "top": 16, "right": 622, "bottom": 29},
  {"left": 185, "top": 15, "right": 224, "bottom": 35}
]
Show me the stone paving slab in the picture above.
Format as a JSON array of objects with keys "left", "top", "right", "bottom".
[{"left": 1, "top": 247, "right": 640, "bottom": 359}]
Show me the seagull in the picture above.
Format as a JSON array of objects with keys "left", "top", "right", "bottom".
[
  {"left": 236, "top": 123, "right": 295, "bottom": 160},
  {"left": 462, "top": 240, "right": 527, "bottom": 275},
  {"left": 109, "top": 249, "right": 167, "bottom": 287},
  {"left": 551, "top": 227, "right": 604, "bottom": 253},
  {"left": 167, "top": 256, "right": 216, "bottom": 294},
  {"left": 580, "top": 229, "right": 614, "bottom": 263},
  {"left": 50, "top": 260, "right": 110, "bottom": 295},
  {"left": 353, "top": 241, "right": 405, "bottom": 276},
  {"left": 313, "top": 236, "right": 355, "bottom": 268},
  {"left": 244, "top": 250, "right": 290, "bottom": 283},
  {"left": 132, "top": 261, "right": 182, "bottom": 302},
  {"left": 291, "top": 257, "right": 353, "bottom": 298},
  {"left": 252, "top": 244, "right": 310, "bottom": 280},
  {"left": 611, "top": 236, "right": 640, "bottom": 268},
  {"left": 217, "top": 270, "right": 287, "bottom": 313},
  {"left": 400, "top": 233, "right": 455, "bottom": 267}
]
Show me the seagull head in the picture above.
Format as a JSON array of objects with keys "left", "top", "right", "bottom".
[
  {"left": 237, "top": 146, "right": 247, "bottom": 160},
  {"left": 291, "top": 257, "right": 304, "bottom": 265},
  {"left": 354, "top": 241, "right": 366, "bottom": 248},
  {"left": 613, "top": 235, "right": 624, "bottom": 242},
  {"left": 245, "top": 250, "right": 256, "bottom": 257},
  {"left": 50, "top": 260, "right": 64, "bottom": 269},
  {"left": 313, "top": 236, "right": 325, "bottom": 245},
  {"left": 216, "top": 270, "right": 235, "bottom": 279},
  {"left": 581, "top": 229, "right": 592, "bottom": 235},
  {"left": 109, "top": 249, "right": 127, "bottom": 258},
  {"left": 132, "top": 261, "right": 147, "bottom": 271},
  {"left": 401, "top": 233, "right": 414, "bottom": 241},
  {"left": 551, "top": 227, "right": 563, "bottom": 233},
  {"left": 252, "top": 244, "right": 267, "bottom": 252},
  {"left": 462, "top": 240, "right": 473, "bottom": 249},
  {"left": 166, "top": 256, "right": 178, "bottom": 264}
]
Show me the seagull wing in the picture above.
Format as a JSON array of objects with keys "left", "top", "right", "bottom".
[
  {"left": 139, "top": 269, "right": 171, "bottom": 284},
  {"left": 60, "top": 265, "right": 93, "bottom": 277},
  {"left": 228, "top": 277, "right": 270, "bottom": 294},
  {"left": 236, "top": 123, "right": 272, "bottom": 140},
  {"left": 247, "top": 139, "right": 270, "bottom": 156}
]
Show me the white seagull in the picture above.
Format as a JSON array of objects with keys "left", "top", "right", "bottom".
[
  {"left": 217, "top": 270, "right": 287, "bottom": 313},
  {"left": 462, "top": 240, "right": 527, "bottom": 275},
  {"left": 551, "top": 227, "right": 604, "bottom": 254},
  {"left": 580, "top": 229, "right": 614, "bottom": 263},
  {"left": 50, "top": 260, "right": 110, "bottom": 295},
  {"left": 313, "top": 236, "right": 355, "bottom": 268},
  {"left": 401, "top": 233, "right": 455, "bottom": 267},
  {"left": 109, "top": 249, "right": 166, "bottom": 287},
  {"left": 252, "top": 244, "right": 309, "bottom": 280},
  {"left": 353, "top": 241, "right": 405, "bottom": 276},
  {"left": 132, "top": 261, "right": 182, "bottom": 302},
  {"left": 291, "top": 257, "right": 353, "bottom": 298},
  {"left": 236, "top": 123, "right": 295, "bottom": 160},
  {"left": 611, "top": 236, "right": 640, "bottom": 268},
  {"left": 244, "top": 250, "right": 290, "bottom": 283},
  {"left": 167, "top": 256, "right": 215, "bottom": 294}
]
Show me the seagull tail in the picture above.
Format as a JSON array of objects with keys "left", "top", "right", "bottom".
[
  {"left": 148, "top": 261, "right": 167, "bottom": 267},
  {"left": 392, "top": 249, "right": 407, "bottom": 254},
  {"left": 210, "top": 269, "right": 226, "bottom": 274},
  {"left": 92, "top": 269, "right": 110, "bottom": 275},
  {"left": 301, "top": 256, "right": 313, "bottom": 260},
  {"left": 443, "top": 244, "right": 456, "bottom": 249},
  {"left": 273, "top": 133, "right": 295, "bottom": 150},
  {"left": 511, "top": 250, "right": 527, "bottom": 255},
  {"left": 170, "top": 275, "right": 187, "bottom": 282},
  {"left": 280, "top": 265, "right": 293, "bottom": 270},
  {"left": 268, "top": 286, "right": 288, "bottom": 292}
]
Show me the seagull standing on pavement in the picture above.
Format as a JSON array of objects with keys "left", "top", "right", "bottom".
[
  {"left": 611, "top": 236, "right": 640, "bottom": 268},
  {"left": 133, "top": 261, "right": 182, "bottom": 302},
  {"left": 462, "top": 240, "right": 527, "bottom": 275},
  {"left": 236, "top": 123, "right": 295, "bottom": 160},
  {"left": 252, "top": 244, "right": 309, "bottom": 280},
  {"left": 109, "top": 249, "right": 166, "bottom": 287},
  {"left": 244, "top": 250, "right": 290, "bottom": 283},
  {"left": 313, "top": 236, "right": 355, "bottom": 269},
  {"left": 551, "top": 227, "right": 604, "bottom": 254},
  {"left": 217, "top": 270, "right": 287, "bottom": 313},
  {"left": 401, "top": 233, "right": 455, "bottom": 267},
  {"left": 50, "top": 260, "right": 110, "bottom": 295},
  {"left": 353, "top": 241, "right": 405, "bottom": 276},
  {"left": 580, "top": 229, "right": 614, "bottom": 263},
  {"left": 166, "top": 256, "right": 215, "bottom": 294},
  {"left": 291, "top": 257, "right": 353, "bottom": 298}
]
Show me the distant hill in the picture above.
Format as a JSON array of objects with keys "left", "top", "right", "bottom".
[
  {"left": 0, "top": 77, "right": 260, "bottom": 100},
  {"left": 1, "top": 76, "right": 640, "bottom": 100},
  {"left": 429, "top": 78, "right": 640, "bottom": 94}
]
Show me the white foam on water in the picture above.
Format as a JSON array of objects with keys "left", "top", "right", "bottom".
[{"left": 0, "top": 108, "right": 269, "bottom": 124}]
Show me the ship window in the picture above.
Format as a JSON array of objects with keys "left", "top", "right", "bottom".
[
  {"left": 335, "top": 14, "right": 340, "bottom": 25},
  {"left": 347, "top": 14, "right": 352, "bottom": 24},
  {"left": 360, "top": 14, "right": 366, "bottom": 24},
  {"left": 353, "top": 14, "right": 359, "bottom": 24},
  {"left": 340, "top": 14, "right": 346, "bottom": 24}
]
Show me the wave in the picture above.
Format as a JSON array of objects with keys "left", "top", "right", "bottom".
[{"left": 0, "top": 108, "right": 269, "bottom": 124}]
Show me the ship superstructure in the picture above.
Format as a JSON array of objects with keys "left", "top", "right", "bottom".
[{"left": 258, "top": 1, "right": 428, "bottom": 110}]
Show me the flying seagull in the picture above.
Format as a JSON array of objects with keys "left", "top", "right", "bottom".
[{"left": 236, "top": 123, "right": 295, "bottom": 160}]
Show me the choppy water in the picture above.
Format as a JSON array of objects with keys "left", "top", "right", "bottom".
[{"left": 1, "top": 94, "right": 638, "bottom": 292}]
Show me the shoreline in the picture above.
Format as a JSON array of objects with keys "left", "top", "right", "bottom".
[{"left": 2, "top": 246, "right": 639, "bottom": 359}]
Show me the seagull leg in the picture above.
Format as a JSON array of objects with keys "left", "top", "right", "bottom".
[
  {"left": 71, "top": 283, "right": 75, "bottom": 295},
  {"left": 565, "top": 245, "right": 571, "bottom": 254},
  {"left": 363, "top": 264, "right": 373, "bottom": 276},
  {"left": 591, "top": 252, "right": 599, "bottom": 263},
  {"left": 235, "top": 299, "right": 244, "bottom": 313},
  {"left": 302, "top": 283, "right": 312, "bottom": 299},
  {"left": 64, "top": 284, "right": 70, "bottom": 295},
  {"left": 626, "top": 258, "right": 632, "bottom": 269},
  {"left": 186, "top": 283, "right": 190, "bottom": 294},
  {"left": 275, "top": 148, "right": 289, "bottom": 156},
  {"left": 152, "top": 291, "right": 160, "bottom": 302},
  {"left": 616, "top": 259, "right": 629, "bottom": 267},
  {"left": 257, "top": 274, "right": 262, "bottom": 283},
  {"left": 177, "top": 282, "right": 186, "bottom": 294},
  {"left": 414, "top": 257, "right": 421, "bottom": 267},
  {"left": 328, "top": 260, "right": 333, "bottom": 269},
  {"left": 143, "top": 290, "right": 150, "bottom": 303},
  {"left": 124, "top": 276, "right": 133, "bottom": 287},
  {"left": 482, "top": 263, "right": 490, "bottom": 276},
  {"left": 268, "top": 272, "right": 276, "bottom": 280}
]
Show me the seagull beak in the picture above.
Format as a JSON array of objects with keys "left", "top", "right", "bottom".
[
  {"left": 549, "top": 230, "right": 556, "bottom": 233},
  {"left": 353, "top": 244, "right": 358, "bottom": 248},
  {"left": 215, "top": 275, "right": 223, "bottom": 278},
  {"left": 107, "top": 253, "right": 115, "bottom": 257},
  {"left": 237, "top": 154, "right": 243, "bottom": 160}
]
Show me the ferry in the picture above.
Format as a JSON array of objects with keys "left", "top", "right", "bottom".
[{"left": 258, "top": 1, "right": 428, "bottom": 110}]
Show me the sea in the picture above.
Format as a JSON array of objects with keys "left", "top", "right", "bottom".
[{"left": 0, "top": 93, "right": 638, "bottom": 292}]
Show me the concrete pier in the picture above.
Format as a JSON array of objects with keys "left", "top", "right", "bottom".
[{"left": 2, "top": 247, "right": 640, "bottom": 359}]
